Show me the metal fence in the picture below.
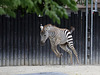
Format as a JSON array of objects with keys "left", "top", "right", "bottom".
[
  {"left": 92, "top": 12, "right": 100, "bottom": 64},
  {"left": 0, "top": 10, "right": 99, "bottom": 66}
]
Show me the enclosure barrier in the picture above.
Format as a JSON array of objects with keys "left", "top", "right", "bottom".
[{"left": 0, "top": 10, "right": 100, "bottom": 66}]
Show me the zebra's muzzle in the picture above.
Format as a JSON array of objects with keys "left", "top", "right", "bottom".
[{"left": 40, "top": 41, "right": 45, "bottom": 46}]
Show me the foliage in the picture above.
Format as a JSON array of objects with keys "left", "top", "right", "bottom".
[{"left": 0, "top": 0, "right": 78, "bottom": 24}]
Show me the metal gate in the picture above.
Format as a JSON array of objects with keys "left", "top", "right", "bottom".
[{"left": 0, "top": 10, "right": 99, "bottom": 66}]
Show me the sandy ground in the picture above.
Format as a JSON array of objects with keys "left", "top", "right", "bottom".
[{"left": 0, "top": 65, "right": 100, "bottom": 75}]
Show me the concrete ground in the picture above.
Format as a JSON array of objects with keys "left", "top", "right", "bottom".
[{"left": 0, "top": 65, "right": 100, "bottom": 75}]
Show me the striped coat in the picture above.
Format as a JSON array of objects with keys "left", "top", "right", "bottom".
[{"left": 40, "top": 24, "right": 79, "bottom": 64}]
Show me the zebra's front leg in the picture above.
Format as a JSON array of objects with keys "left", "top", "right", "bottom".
[
  {"left": 55, "top": 39, "right": 63, "bottom": 57},
  {"left": 55, "top": 46, "right": 63, "bottom": 57},
  {"left": 51, "top": 45, "right": 63, "bottom": 58}
]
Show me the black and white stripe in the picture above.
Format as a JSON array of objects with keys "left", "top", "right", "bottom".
[{"left": 64, "top": 30, "right": 73, "bottom": 46}]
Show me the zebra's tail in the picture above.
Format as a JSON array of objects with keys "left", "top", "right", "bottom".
[{"left": 70, "top": 26, "right": 75, "bottom": 33}]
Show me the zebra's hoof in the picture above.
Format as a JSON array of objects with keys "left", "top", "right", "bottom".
[
  {"left": 60, "top": 53, "right": 63, "bottom": 57},
  {"left": 56, "top": 53, "right": 63, "bottom": 58},
  {"left": 57, "top": 55, "right": 61, "bottom": 58}
]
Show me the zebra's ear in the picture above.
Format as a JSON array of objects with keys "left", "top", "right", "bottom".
[{"left": 40, "top": 24, "right": 43, "bottom": 30}]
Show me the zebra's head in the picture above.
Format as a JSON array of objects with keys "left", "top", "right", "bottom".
[{"left": 40, "top": 24, "right": 52, "bottom": 45}]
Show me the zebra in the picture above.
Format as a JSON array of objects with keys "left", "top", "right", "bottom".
[{"left": 40, "top": 24, "right": 79, "bottom": 64}]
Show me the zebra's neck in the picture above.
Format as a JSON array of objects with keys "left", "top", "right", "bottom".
[{"left": 48, "top": 26, "right": 57, "bottom": 38}]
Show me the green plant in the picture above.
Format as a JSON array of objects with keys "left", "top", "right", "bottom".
[{"left": 0, "top": 0, "right": 78, "bottom": 24}]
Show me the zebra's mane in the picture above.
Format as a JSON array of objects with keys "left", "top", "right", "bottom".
[
  {"left": 44, "top": 24, "right": 58, "bottom": 28},
  {"left": 43, "top": 24, "right": 66, "bottom": 30}
]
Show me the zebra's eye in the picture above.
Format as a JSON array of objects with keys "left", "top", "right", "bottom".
[{"left": 44, "top": 35, "right": 46, "bottom": 36}]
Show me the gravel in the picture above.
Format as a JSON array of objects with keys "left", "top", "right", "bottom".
[{"left": 0, "top": 65, "right": 100, "bottom": 75}]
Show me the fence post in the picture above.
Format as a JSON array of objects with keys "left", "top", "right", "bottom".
[
  {"left": 91, "top": 0, "right": 93, "bottom": 65},
  {"left": 85, "top": 0, "right": 88, "bottom": 65},
  {"left": 0, "top": 16, "right": 3, "bottom": 66}
]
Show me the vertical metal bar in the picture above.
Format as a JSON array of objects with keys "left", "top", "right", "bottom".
[
  {"left": 21, "top": 16, "right": 25, "bottom": 66},
  {"left": 24, "top": 14, "right": 29, "bottom": 66},
  {"left": 10, "top": 18, "right": 14, "bottom": 66},
  {"left": 82, "top": 12, "right": 85, "bottom": 64},
  {"left": 28, "top": 14, "right": 32, "bottom": 66},
  {"left": 35, "top": 15, "right": 39, "bottom": 65},
  {"left": 14, "top": 16, "right": 18, "bottom": 66},
  {"left": 32, "top": 14, "right": 36, "bottom": 65},
  {"left": 78, "top": 11, "right": 82, "bottom": 64},
  {"left": 0, "top": 16, "right": 2, "bottom": 66},
  {"left": 85, "top": 0, "right": 88, "bottom": 65},
  {"left": 17, "top": 12, "right": 21, "bottom": 66},
  {"left": 95, "top": 0, "right": 97, "bottom": 11},
  {"left": 39, "top": 17, "right": 43, "bottom": 65},
  {"left": 91, "top": 0, "right": 93, "bottom": 65},
  {"left": 6, "top": 17, "right": 10, "bottom": 66},
  {"left": 2, "top": 16, "right": 6, "bottom": 66}
]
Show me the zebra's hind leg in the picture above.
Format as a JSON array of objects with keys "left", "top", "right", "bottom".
[
  {"left": 60, "top": 44, "right": 73, "bottom": 64},
  {"left": 68, "top": 44, "right": 79, "bottom": 64}
]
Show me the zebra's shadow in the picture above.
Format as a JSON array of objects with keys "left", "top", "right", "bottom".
[{"left": 16, "top": 72, "right": 68, "bottom": 75}]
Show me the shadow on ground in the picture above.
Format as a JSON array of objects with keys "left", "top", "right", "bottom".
[{"left": 17, "top": 72, "right": 68, "bottom": 75}]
